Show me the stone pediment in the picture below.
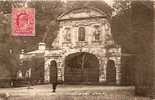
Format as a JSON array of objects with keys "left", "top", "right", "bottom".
[{"left": 58, "top": 7, "right": 107, "bottom": 21}]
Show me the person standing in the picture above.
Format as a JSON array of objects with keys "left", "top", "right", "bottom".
[{"left": 50, "top": 60, "right": 58, "bottom": 92}]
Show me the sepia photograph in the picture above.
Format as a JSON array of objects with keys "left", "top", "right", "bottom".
[{"left": 0, "top": 0, "right": 154, "bottom": 99}]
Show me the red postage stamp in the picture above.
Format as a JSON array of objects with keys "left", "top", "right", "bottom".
[{"left": 12, "top": 8, "right": 35, "bottom": 36}]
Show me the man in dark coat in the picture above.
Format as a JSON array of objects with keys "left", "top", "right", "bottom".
[{"left": 50, "top": 60, "right": 58, "bottom": 92}]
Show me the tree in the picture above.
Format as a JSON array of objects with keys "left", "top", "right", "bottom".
[
  {"left": 0, "top": 1, "right": 26, "bottom": 84},
  {"left": 28, "top": 1, "right": 64, "bottom": 48},
  {"left": 0, "top": 14, "right": 20, "bottom": 82},
  {"left": 112, "top": 0, "right": 154, "bottom": 97}
]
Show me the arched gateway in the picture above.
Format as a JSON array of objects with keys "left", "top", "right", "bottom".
[
  {"left": 64, "top": 52, "right": 99, "bottom": 84},
  {"left": 43, "top": 7, "right": 121, "bottom": 84}
]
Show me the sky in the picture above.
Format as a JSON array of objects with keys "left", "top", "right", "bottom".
[{"left": 103, "top": 0, "right": 114, "bottom": 6}]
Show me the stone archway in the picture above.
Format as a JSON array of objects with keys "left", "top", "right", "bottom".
[
  {"left": 64, "top": 52, "right": 99, "bottom": 84},
  {"left": 106, "top": 59, "right": 116, "bottom": 85}
]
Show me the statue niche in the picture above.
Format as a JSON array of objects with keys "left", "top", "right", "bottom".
[
  {"left": 64, "top": 27, "right": 71, "bottom": 41},
  {"left": 93, "top": 25, "right": 101, "bottom": 41},
  {"left": 78, "top": 27, "right": 85, "bottom": 41}
]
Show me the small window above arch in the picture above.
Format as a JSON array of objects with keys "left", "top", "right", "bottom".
[{"left": 78, "top": 27, "right": 85, "bottom": 41}]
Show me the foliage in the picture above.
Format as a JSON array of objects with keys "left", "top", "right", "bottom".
[
  {"left": 111, "top": 8, "right": 133, "bottom": 52},
  {"left": 112, "top": 1, "right": 154, "bottom": 88},
  {"left": 29, "top": 1, "right": 64, "bottom": 48},
  {"left": 0, "top": 1, "right": 64, "bottom": 80},
  {"left": 0, "top": 14, "right": 20, "bottom": 79},
  {"left": 31, "top": 57, "right": 44, "bottom": 81},
  {"left": 112, "top": 1, "right": 153, "bottom": 53},
  {"left": 112, "top": 0, "right": 131, "bottom": 15},
  {"left": 111, "top": 0, "right": 133, "bottom": 53}
]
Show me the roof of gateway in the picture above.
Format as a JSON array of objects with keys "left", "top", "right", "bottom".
[{"left": 57, "top": 7, "right": 111, "bottom": 21}]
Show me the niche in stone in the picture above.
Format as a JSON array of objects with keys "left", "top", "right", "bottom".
[
  {"left": 78, "top": 27, "right": 85, "bottom": 41},
  {"left": 93, "top": 25, "right": 101, "bottom": 41},
  {"left": 64, "top": 27, "right": 71, "bottom": 41}
]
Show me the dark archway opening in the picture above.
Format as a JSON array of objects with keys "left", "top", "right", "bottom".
[
  {"left": 106, "top": 60, "right": 116, "bottom": 85},
  {"left": 64, "top": 52, "right": 99, "bottom": 84},
  {"left": 50, "top": 60, "right": 57, "bottom": 83}
]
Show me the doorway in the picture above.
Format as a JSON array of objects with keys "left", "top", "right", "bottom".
[{"left": 106, "top": 60, "right": 116, "bottom": 85}]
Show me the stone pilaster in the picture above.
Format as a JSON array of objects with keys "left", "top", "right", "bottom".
[
  {"left": 115, "top": 57, "right": 121, "bottom": 85},
  {"left": 99, "top": 57, "right": 107, "bottom": 82},
  {"left": 44, "top": 58, "right": 50, "bottom": 83}
]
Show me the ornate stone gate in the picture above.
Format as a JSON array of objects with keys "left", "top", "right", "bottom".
[
  {"left": 44, "top": 46, "right": 121, "bottom": 84},
  {"left": 44, "top": 7, "right": 121, "bottom": 84}
]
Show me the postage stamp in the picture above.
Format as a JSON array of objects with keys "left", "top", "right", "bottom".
[{"left": 12, "top": 8, "right": 35, "bottom": 36}]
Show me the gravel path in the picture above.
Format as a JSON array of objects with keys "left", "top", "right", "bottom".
[{"left": 0, "top": 85, "right": 151, "bottom": 100}]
